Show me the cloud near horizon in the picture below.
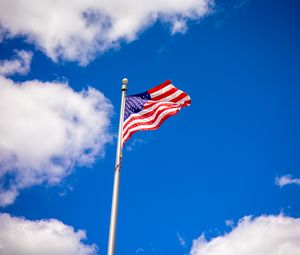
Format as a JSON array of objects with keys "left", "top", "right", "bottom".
[
  {"left": 190, "top": 214, "right": 300, "bottom": 255},
  {"left": 0, "top": 0, "right": 214, "bottom": 64},
  {"left": 0, "top": 75, "right": 113, "bottom": 206},
  {"left": 0, "top": 213, "right": 97, "bottom": 255}
]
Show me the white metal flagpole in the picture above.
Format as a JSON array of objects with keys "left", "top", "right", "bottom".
[{"left": 107, "top": 78, "right": 128, "bottom": 255}]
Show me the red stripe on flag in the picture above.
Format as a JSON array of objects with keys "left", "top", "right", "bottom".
[
  {"left": 170, "top": 92, "right": 188, "bottom": 104},
  {"left": 183, "top": 99, "right": 191, "bottom": 106},
  {"left": 147, "top": 80, "right": 172, "bottom": 94}
]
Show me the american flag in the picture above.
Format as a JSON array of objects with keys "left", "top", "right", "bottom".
[{"left": 122, "top": 80, "right": 191, "bottom": 145}]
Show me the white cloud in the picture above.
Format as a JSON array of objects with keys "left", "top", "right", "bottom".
[
  {"left": 0, "top": 0, "right": 213, "bottom": 64},
  {"left": 0, "top": 213, "right": 97, "bottom": 255},
  {"left": 275, "top": 175, "right": 300, "bottom": 187},
  {"left": 171, "top": 19, "right": 188, "bottom": 35},
  {"left": 126, "top": 138, "right": 146, "bottom": 152},
  {"left": 0, "top": 50, "right": 32, "bottom": 76},
  {"left": 0, "top": 76, "right": 113, "bottom": 206},
  {"left": 177, "top": 232, "right": 187, "bottom": 247},
  {"left": 135, "top": 248, "right": 145, "bottom": 254},
  {"left": 190, "top": 215, "right": 300, "bottom": 255},
  {"left": 225, "top": 219, "right": 234, "bottom": 228}
]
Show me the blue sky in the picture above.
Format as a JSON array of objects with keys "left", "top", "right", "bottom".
[{"left": 0, "top": 0, "right": 300, "bottom": 254}]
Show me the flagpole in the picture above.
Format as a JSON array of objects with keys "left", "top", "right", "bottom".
[{"left": 107, "top": 78, "right": 128, "bottom": 255}]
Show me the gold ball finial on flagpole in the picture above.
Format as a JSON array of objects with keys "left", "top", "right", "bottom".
[
  {"left": 122, "top": 78, "right": 128, "bottom": 91},
  {"left": 122, "top": 78, "right": 128, "bottom": 84}
]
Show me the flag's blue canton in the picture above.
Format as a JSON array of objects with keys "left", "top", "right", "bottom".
[{"left": 124, "top": 91, "right": 151, "bottom": 120}]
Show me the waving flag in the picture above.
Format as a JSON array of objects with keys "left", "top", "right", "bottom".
[{"left": 122, "top": 80, "right": 191, "bottom": 145}]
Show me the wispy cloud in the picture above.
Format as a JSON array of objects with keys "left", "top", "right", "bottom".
[
  {"left": 0, "top": 0, "right": 214, "bottom": 64},
  {"left": 126, "top": 138, "right": 146, "bottom": 152},
  {"left": 170, "top": 19, "right": 188, "bottom": 35},
  {"left": 275, "top": 175, "right": 300, "bottom": 187},
  {"left": 135, "top": 248, "right": 144, "bottom": 254},
  {"left": 0, "top": 50, "right": 32, "bottom": 76},
  {"left": 225, "top": 219, "right": 234, "bottom": 228},
  {"left": 233, "top": 0, "right": 251, "bottom": 10},
  {"left": 177, "top": 232, "right": 187, "bottom": 247},
  {"left": 212, "top": 0, "right": 250, "bottom": 29}
]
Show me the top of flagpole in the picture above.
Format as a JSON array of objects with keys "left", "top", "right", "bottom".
[{"left": 122, "top": 78, "right": 128, "bottom": 91}]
